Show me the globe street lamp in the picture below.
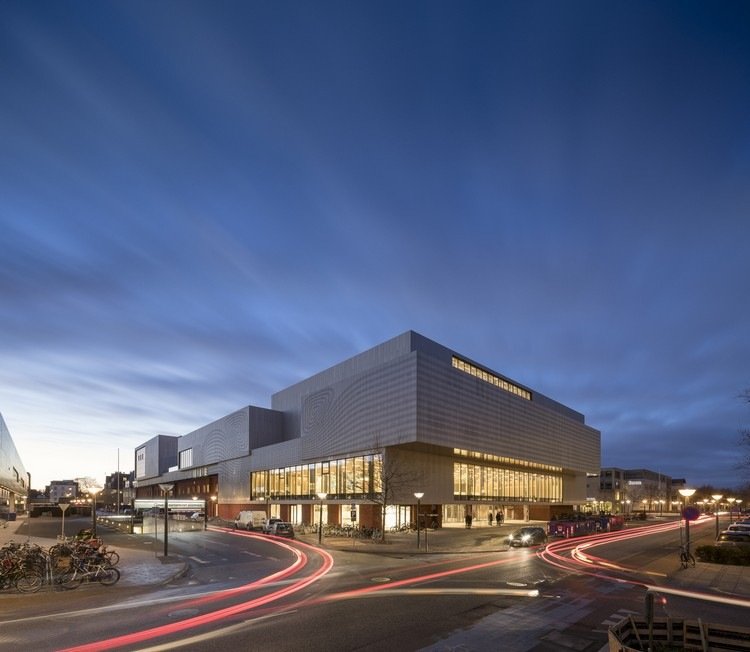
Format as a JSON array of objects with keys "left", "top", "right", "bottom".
[
  {"left": 158, "top": 483, "right": 174, "bottom": 557},
  {"left": 414, "top": 492, "right": 424, "bottom": 549},
  {"left": 88, "top": 487, "right": 102, "bottom": 538},
  {"left": 678, "top": 488, "right": 696, "bottom": 559},
  {"left": 711, "top": 494, "right": 723, "bottom": 538},
  {"left": 317, "top": 492, "right": 327, "bottom": 545}
]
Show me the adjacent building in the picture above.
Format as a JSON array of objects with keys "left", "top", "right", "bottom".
[
  {"left": 0, "top": 412, "right": 29, "bottom": 517},
  {"left": 134, "top": 331, "right": 601, "bottom": 529}
]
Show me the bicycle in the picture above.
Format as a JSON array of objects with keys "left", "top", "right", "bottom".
[
  {"left": 56, "top": 554, "right": 120, "bottom": 590},
  {"left": 679, "top": 545, "right": 695, "bottom": 569}
]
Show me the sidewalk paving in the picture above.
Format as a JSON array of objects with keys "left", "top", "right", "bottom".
[{"left": 0, "top": 516, "right": 188, "bottom": 591}]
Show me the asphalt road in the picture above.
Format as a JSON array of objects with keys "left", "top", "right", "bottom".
[{"left": 1, "top": 516, "right": 747, "bottom": 651}]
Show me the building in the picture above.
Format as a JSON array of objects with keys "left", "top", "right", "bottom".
[
  {"left": 0, "top": 412, "right": 29, "bottom": 517},
  {"left": 596, "top": 467, "right": 674, "bottom": 514},
  {"left": 135, "top": 331, "right": 600, "bottom": 529},
  {"left": 102, "top": 471, "right": 136, "bottom": 511},
  {"left": 47, "top": 480, "right": 80, "bottom": 503}
]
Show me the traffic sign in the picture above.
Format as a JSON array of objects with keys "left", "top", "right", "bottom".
[{"left": 682, "top": 506, "right": 700, "bottom": 521}]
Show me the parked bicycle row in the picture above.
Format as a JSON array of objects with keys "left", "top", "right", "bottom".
[{"left": 0, "top": 535, "right": 120, "bottom": 594}]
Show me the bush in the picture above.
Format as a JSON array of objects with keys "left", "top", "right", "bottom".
[{"left": 695, "top": 544, "right": 750, "bottom": 565}]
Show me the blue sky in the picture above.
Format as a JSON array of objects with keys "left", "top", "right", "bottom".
[{"left": 1, "top": 1, "right": 749, "bottom": 490}]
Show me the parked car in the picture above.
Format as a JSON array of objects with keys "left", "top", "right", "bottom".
[
  {"left": 716, "top": 531, "right": 750, "bottom": 546},
  {"left": 262, "top": 517, "right": 283, "bottom": 534},
  {"left": 507, "top": 526, "right": 547, "bottom": 547},
  {"left": 269, "top": 522, "right": 295, "bottom": 538},
  {"left": 726, "top": 523, "right": 750, "bottom": 534}
]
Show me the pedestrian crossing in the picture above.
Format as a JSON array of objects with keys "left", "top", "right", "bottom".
[{"left": 594, "top": 607, "right": 638, "bottom": 633}]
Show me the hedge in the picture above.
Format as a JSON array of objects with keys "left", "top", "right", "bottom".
[{"left": 695, "top": 544, "right": 750, "bottom": 565}]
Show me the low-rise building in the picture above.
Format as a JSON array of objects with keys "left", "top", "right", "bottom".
[{"left": 595, "top": 467, "right": 674, "bottom": 514}]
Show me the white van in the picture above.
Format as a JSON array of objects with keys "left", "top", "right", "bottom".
[{"left": 233, "top": 510, "right": 267, "bottom": 531}]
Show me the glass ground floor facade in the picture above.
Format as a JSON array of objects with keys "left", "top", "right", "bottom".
[
  {"left": 245, "top": 446, "right": 567, "bottom": 528},
  {"left": 249, "top": 449, "right": 563, "bottom": 505}
]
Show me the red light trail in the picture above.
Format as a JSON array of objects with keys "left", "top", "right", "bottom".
[{"left": 58, "top": 533, "right": 334, "bottom": 652}]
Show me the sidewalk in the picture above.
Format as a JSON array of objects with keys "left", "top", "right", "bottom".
[
  {"left": 0, "top": 516, "right": 187, "bottom": 591},
  {"left": 296, "top": 521, "right": 516, "bottom": 554}
]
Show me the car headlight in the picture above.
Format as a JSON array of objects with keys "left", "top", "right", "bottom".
[{"left": 521, "top": 534, "right": 531, "bottom": 542}]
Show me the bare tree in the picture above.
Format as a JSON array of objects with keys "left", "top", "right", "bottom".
[{"left": 366, "top": 439, "right": 421, "bottom": 542}]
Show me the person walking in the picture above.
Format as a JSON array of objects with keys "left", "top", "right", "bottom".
[{"left": 488, "top": 511, "right": 494, "bottom": 526}]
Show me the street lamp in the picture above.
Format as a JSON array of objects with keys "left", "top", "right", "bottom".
[
  {"left": 712, "top": 494, "right": 723, "bottom": 538},
  {"left": 727, "top": 497, "right": 736, "bottom": 523},
  {"left": 317, "top": 492, "right": 327, "bottom": 545},
  {"left": 414, "top": 492, "right": 424, "bottom": 549},
  {"left": 210, "top": 495, "right": 217, "bottom": 518},
  {"left": 88, "top": 487, "right": 102, "bottom": 538},
  {"left": 678, "top": 488, "right": 696, "bottom": 559},
  {"left": 158, "top": 483, "right": 174, "bottom": 557}
]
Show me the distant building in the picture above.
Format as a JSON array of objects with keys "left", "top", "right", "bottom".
[
  {"left": 595, "top": 467, "right": 674, "bottom": 514},
  {"left": 103, "top": 471, "right": 135, "bottom": 510},
  {"left": 0, "top": 412, "right": 29, "bottom": 516},
  {"left": 48, "top": 480, "right": 79, "bottom": 503},
  {"left": 134, "top": 331, "right": 601, "bottom": 529}
]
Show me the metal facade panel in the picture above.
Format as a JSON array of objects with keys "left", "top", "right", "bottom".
[
  {"left": 415, "top": 353, "right": 600, "bottom": 474},
  {"left": 298, "top": 352, "right": 419, "bottom": 460}
]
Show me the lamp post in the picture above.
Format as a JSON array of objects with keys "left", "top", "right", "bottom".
[
  {"left": 727, "top": 498, "right": 736, "bottom": 523},
  {"left": 736, "top": 500, "right": 743, "bottom": 522},
  {"left": 414, "top": 492, "right": 424, "bottom": 549},
  {"left": 711, "top": 494, "right": 723, "bottom": 538},
  {"left": 88, "top": 487, "right": 102, "bottom": 538},
  {"left": 210, "top": 495, "right": 217, "bottom": 518},
  {"left": 317, "top": 492, "right": 327, "bottom": 545},
  {"left": 158, "top": 483, "right": 174, "bottom": 557},
  {"left": 678, "top": 488, "right": 696, "bottom": 558}
]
